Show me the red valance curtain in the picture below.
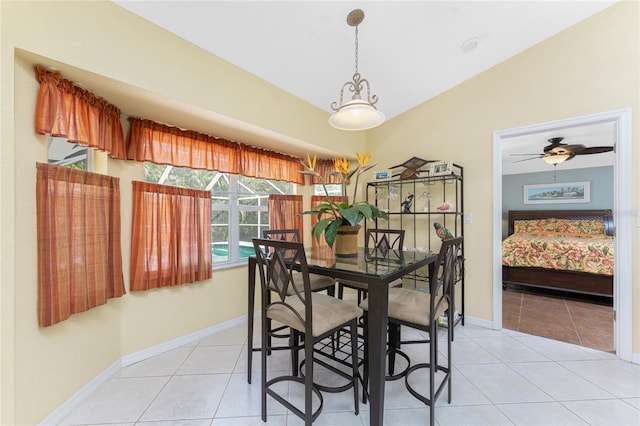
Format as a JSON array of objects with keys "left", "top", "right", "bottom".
[
  {"left": 267, "top": 194, "right": 303, "bottom": 240},
  {"left": 127, "top": 118, "right": 305, "bottom": 185},
  {"left": 311, "top": 158, "right": 341, "bottom": 185},
  {"left": 130, "top": 181, "right": 212, "bottom": 291},
  {"left": 36, "top": 163, "right": 125, "bottom": 327},
  {"left": 310, "top": 195, "right": 343, "bottom": 248},
  {"left": 34, "top": 66, "right": 126, "bottom": 159}
]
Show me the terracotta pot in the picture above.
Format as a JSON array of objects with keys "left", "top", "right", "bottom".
[{"left": 334, "top": 224, "right": 361, "bottom": 257}]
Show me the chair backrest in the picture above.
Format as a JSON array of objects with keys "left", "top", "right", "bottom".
[
  {"left": 252, "top": 237, "right": 311, "bottom": 331},
  {"left": 430, "top": 237, "right": 463, "bottom": 317},
  {"left": 365, "top": 229, "right": 405, "bottom": 251},
  {"left": 262, "top": 229, "right": 301, "bottom": 242}
]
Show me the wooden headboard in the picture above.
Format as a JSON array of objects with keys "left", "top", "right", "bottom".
[{"left": 507, "top": 209, "right": 613, "bottom": 236}]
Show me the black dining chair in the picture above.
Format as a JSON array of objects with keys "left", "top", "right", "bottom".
[
  {"left": 337, "top": 229, "right": 405, "bottom": 303},
  {"left": 260, "top": 229, "right": 338, "bottom": 351},
  {"left": 262, "top": 229, "right": 337, "bottom": 297},
  {"left": 252, "top": 238, "right": 361, "bottom": 424},
  {"left": 360, "top": 236, "right": 463, "bottom": 425}
]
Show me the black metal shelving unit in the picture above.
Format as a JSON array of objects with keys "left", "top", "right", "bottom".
[{"left": 365, "top": 163, "right": 465, "bottom": 326}]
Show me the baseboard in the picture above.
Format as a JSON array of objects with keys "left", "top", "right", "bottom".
[
  {"left": 121, "top": 315, "right": 245, "bottom": 367},
  {"left": 39, "top": 360, "right": 122, "bottom": 425},
  {"left": 462, "top": 315, "right": 494, "bottom": 329},
  {"left": 632, "top": 352, "right": 640, "bottom": 365},
  {"left": 40, "top": 315, "right": 246, "bottom": 425}
]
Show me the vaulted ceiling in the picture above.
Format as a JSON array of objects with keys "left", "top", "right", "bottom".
[{"left": 112, "top": 1, "right": 617, "bottom": 172}]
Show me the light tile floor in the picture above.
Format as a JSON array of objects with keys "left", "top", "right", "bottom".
[{"left": 59, "top": 322, "right": 640, "bottom": 426}]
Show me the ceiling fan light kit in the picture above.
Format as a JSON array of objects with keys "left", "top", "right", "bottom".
[
  {"left": 329, "top": 9, "right": 385, "bottom": 131},
  {"left": 542, "top": 153, "right": 572, "bottom": 164},
  {"left": 512, "top": 137, "right": 614, "bottom": 166}
]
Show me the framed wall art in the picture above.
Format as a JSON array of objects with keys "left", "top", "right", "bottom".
[{"left": 523, "top": 181, "right": 590, "bottom": 204}]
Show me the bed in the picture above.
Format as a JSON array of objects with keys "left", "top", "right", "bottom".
[{"left": 502, "top": 209, "right": 614, "bottom": 298}]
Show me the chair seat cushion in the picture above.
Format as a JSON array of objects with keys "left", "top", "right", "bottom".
[
  {"left": 360, "top": 287, "right": 446, "bottom": 327},
  {"left": 267, "top": 293, "right": 362, "bottom": 337}
]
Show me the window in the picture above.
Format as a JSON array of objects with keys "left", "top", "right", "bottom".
[
  {"left": 144, "top": 163, "right": 294, "bottom": 267},
  {"left": 48, "top": 136, "right": 93, "bottom": 170},
  {"left": 315, "top": 184, "right": 342, "bottom": 196}
]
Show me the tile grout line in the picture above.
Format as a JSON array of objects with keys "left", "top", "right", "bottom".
[{"left": 563, "top": 298, "right": 584, "bottom": 347}]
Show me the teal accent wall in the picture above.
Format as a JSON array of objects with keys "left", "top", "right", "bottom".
[{"left": 502, "top": 166, "right": 613, "bottom": 238}]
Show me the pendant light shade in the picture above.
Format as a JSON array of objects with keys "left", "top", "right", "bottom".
[
  {"left": 329, "top": 9, "right": 384, "bottom": 131},
  {"left": 329, "top": 99, "right": 386, "bottom": 131}
]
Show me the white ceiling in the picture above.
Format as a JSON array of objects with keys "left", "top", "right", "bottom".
[{"left": 111, "top": 0, "right": 617, "bottom": 172}]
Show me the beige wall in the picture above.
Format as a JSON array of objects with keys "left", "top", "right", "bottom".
[
  {"left": 367, "top": 1, "right": 639, "bottom": 344},
  {"left": 0, "top": 2, "right": 361, "bottom": 424},
  {"left": 1, "top": 1, "right": 638, "bottom": 424}
]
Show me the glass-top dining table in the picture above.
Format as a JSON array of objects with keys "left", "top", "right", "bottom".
[{"left": 246, "top": 246, "right": 437, "bottom": 426}]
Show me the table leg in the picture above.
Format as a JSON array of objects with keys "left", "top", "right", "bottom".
[
  {"left": 247, "top": 257, "right": 256, "bottom": 384},
  {"left": 366, "top": 282, "right": 388, "bottom": 426}
]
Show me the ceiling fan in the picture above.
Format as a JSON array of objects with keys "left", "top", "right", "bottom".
[{"left": 512, "top": 137, "right": 614, "bottom": 164}]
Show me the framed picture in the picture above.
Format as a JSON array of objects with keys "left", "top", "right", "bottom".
[
  {"left": 523, "top": 181, "right": 590, "bottom": 204},
  {"left": 429, "top": 161, "right": 453, "bottom": 176}
]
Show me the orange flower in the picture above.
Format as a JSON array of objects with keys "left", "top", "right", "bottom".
[
  {"left": 304, "top": 153, "right": 317, "bottom": 171},
  {"left": 333, "top": 156, "right": 350, "bottom": 175},
  {"left": 356, "top": 151, "right": 371, "bottom": 167}
]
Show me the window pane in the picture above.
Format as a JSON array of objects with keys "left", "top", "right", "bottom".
[
  {"left": 238, "top": 194, "right": 264, "bottom": 206},
  {"left": 239, "top": 176, "right": 292, "bottom": 194},
  {"left": 260, "top": 211, "right": 269, "bottom": 223},
  {"left": 239, "top": 223, "right": 260, "bottom": 259},
  {"left": 212, "top": 209, "right": 228, "bottom": 225},
  {"left": 315, "top": 184, "right": 341, "bottom": 196},
  {"left": 165, "top": 167, "right": 217, "bottom": 189},
  {"left": 48, "top": 136, "right": 90, "bottom": 170}
]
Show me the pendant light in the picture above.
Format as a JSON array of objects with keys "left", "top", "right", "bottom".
[{"left": 329, "top": 9, "right": 385, "bottom": 131}]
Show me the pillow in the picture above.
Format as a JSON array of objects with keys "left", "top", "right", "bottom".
[
  {"left": 555, "top": 219, "right": 605, "bottom": 235},
  {"left": 513, "top": 218, "right": 557, "bottom": 234}
]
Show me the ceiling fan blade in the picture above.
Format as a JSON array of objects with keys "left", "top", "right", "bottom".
[
  {"left": 576, "top": 146, "right": 614, "bottom": 155},
  {"left": 512, "top": 157, "right": 541, "bottom": 163}
]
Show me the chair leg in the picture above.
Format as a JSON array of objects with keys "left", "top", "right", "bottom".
[
  {"left": 350, "top": 320, "right": 360, "bottom": 415},
  {"left": 429, "top": 322, "right": 437, "bottom": 426},
  {"left": 362, "top": 311, "right": 369, "bottom": 404},
  {"left": 291, "top": 329, "right": 299, "bottom": 377},
  {"left": 304, "top": 332, "right": 314, "bottom": 425},
  {"left": 388, "top": 323, "right": 400, "bottom": 376},
  {"left": 261, "top": 314, "right": 268, "bottom": 422}
]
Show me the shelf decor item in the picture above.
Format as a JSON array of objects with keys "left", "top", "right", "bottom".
[
  {"left": 390, "top": 156, "right": 429, "bottom": 180},
  {"left": 298, "top": 152, "right": 388, "bottom": 254},
  {"left": 429, "top": 160, "right": 453, "bottom": 176}
]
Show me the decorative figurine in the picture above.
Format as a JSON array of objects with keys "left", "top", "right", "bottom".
[
  {"left": 401, "top": 194, "right": 414, "bottom": 213},
  {"left": 434, "top": 222, "right": 454, "bottom": 240}
]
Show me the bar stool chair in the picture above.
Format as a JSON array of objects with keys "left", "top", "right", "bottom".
[
  {"left": 261, "top": 229, "right": 337, "bottom": 348},
  {"left": 252, "top": 238, "right": 361, "bottom": 424},
  {"left": 337, "top": 229, "right": 405, "bottom": 303},
  {"left": 361, "top": 237, "right": 463, "bottom": 425}
]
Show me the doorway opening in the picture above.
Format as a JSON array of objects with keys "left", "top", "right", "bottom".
[{"left": 492, "top": 109, "right": 632, "bottom": 361}]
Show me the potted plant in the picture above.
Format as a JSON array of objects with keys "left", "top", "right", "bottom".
[{"left": 299, "top": 152, "right": 388, "bottom": 255}]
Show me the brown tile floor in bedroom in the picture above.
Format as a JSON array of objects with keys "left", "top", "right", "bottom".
[{"left": 502, "top": 286, "right": 614, "bottom": 353}]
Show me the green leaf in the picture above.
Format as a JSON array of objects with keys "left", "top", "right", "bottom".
[
  {"left": 312, "top": 218, "right": 332, "bottom": 242},
  {"left": 324, "top": 220, "right": 342, "bottom": 248},
  {"left": 339, "top": 206, "right": 362, "bottom": 226},
  {"left": 355, "top": 203, "right": 373, "bottom": 219}
]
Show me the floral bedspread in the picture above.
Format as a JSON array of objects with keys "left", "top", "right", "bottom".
[{"left": 502, "top": 232, "right": 614, "bottom": 276}]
